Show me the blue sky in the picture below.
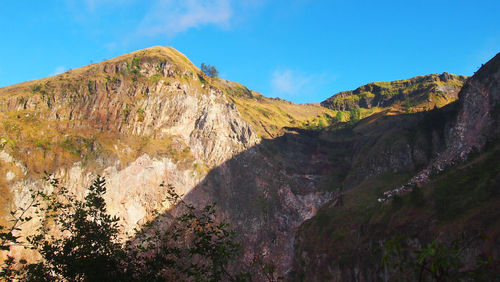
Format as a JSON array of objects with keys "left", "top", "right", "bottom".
[{"left": 0, "top": 0, "right": 499, "bottom": 104}]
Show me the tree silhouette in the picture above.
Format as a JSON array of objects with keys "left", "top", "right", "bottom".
[
  {"left": 201, "top": 63, "right": 219, "bottom": 78},
  {"left": 1, "top": 176, "right": 253, "bottom": 281}
]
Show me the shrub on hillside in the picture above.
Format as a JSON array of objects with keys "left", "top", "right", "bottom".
[
  {"left": 201, "top": 63, "right": 219, "bottom": 78},
  {"left": 0, "top": 176, "right": 253, "bottom": 281}
]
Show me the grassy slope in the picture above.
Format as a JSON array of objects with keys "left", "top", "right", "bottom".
[
  {"left": 293, "top": 142, "right": 500, "bottom": 279},
  {"left": 0, "top": 43, "right": 472, "bottom": 245},
  {"left": 0, "top": 47, "right": 200, "bottom": 174},
  {"left": 0, "top": 46, "right": 340, "bottom": 222},
  {"left": 195, "top": 70, "right": 339, "bottom": 139},
  {"left": 321, "top": 73, "right": 467, "bottom": 112}
]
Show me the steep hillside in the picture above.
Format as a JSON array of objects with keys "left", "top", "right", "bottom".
[
  {"left": 321, "top": 104, "right": 457, "bottom": 189},
  {"left": 291, "top": 53, "right": 500, "bottom": 280},
  {"left": 218, "top": 81, "right": 335, "bottom": 138},
  {"left": 0, "top": 46, "right": 335, "bottom": 273},
  {"left": 321, "top": 73, "right": 466, "bottom": 112},
  {"left": 2, "top": 44, "right": 496, "bottom": 280},
  {"left": 292, "top": 145, "right": 500, "bottom": 280}
]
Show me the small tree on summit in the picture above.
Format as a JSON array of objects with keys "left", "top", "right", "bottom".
[{"left": 201, "top": 63, "right": 219, "bottom": 78}]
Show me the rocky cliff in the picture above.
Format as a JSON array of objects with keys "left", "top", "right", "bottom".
[
  {"left": 439, "top": 53, "right": 500, "bottom": 165},
  {"left": 1, "top": 47, "right": 259, "bottom": 234},
  {"left": 0, "top": 46, "right": 334, "bottom": 275},
  {"left": 321, "top": 73, "right": 466, "bottom": 112},
  {"left": 291, "top": 53, "right": 500, "bottom": 280},
  {"left": 1, "top": 45, "right": 497, "bottom": 280}
]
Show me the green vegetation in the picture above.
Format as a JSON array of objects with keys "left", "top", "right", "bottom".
[
  {"left": 349, "top": 108, "right": 361, "bottom": 124},
  {"left": 30, "top": 84, "right": 42, "bottom": 93},
  {"left": 123, "top": 104, "right": 131, "bottom": 121},
  {"left": 382, "top": 233, "right": 496, "bottom": 281},
  {"left": 150, "top": 73, "right": 162, "bottom": 84},
  {"left": 87, "top": 80, "right": 97, "bottom": 94},
  {"left": 131, "top": 56, "right": 140, "bottom": 69},
  {"left": 321, "top": 73, "right": 466, "bottom": 112},
  {"left": 60, "top": 137, "right": 95, "bottom": 157},
  {"left": 136, "top": 107, "right": 145, "bottom": 122},
  {"left": 33, "top": 139, "right": 51, "bottom": 151},
  {"left": 200, "top": 63, "right": 219, "bottom": 78},
  {"left": 432, "top": 147, "right": 500, "bottom": 221},
  {"left": 225, "top": 87, "right": 336, "bottom": 138},
  {"left": 404, "top": 96, "right": 417, "bottom": 113},
  {"left": 0, "top": 176, "right": 257, "bottom": 281},
  {"left": 293, "top": 144, "right": 500, "bottom": 280},
  {"left": 334, "top": 111, "right": 344, "bottom": 123}
]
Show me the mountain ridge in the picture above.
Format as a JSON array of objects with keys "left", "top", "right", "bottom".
[
  {"left": 321, "top": 72, "right": 467, "bottom": 112},
  {"left": 292, "top": 52, "right": 500, "bottom": 280},
  {"left": 0, "top": 46, "right": 335, "bottom": 271},
  {"left": 0, "top": 46, "right": 498, "bottom": 280}
]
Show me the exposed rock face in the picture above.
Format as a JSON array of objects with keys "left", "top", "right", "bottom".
[
  {"left": 321, "top": 73, "right": 466, "bottom": 111},
  {"left": 2, "top": 48, "right": 260, "bottom": 235},
  {"left": 2, "top": 46, "right": 495, "bottom": 280},
  {"left": 0, "top": 46, "right": 331, "bottom": 276},
  {"left": 179, "top": 130, "right": 333, "bottom": 274},
  {"left": 440, "top": 53, "right": 500, "bottom": 164},
  {"left": 290, "top": 53, "right": 500, "bottom": 281},
  {"left": 341, "top": 107, "right": 455, "bottom": 189},
  {"left": 4, "top": 55, "right": 257, "bottom": 167},
  {"left": 387, "top": 52, "right": 500, "bottom": 193}
]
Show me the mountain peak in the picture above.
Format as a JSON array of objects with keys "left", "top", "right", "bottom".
[{"left": 107, "top": 46, "right": 198, "bottom": 71}]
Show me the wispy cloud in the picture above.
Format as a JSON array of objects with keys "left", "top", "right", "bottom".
[
  {"left": 137, "top": 0, "right": 233, "bottom": 38},
  {"left": 271, "top": 70, "right": 303, "bottom": 95},
  {"left": 81, "top": 0, "right": 133, "bottom": 11},
  {"left": 63, "top": 0, "right": 267, "bottom": 45},
  {"left": 271, "top": 69, "right": 335, "bottom": 100},
  {"left": 51, "top": 66, "right": 67, "bottom": 76},
  {"left": 64, "top": 0, "right": 267, "bottom": 43}
]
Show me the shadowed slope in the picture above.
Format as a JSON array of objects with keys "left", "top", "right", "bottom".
[{"left": 291, "top": 52, "right": 500, "bottom": 281}]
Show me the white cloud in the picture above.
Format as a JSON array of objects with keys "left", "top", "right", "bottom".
[
  {"left": 138, "top": 0, "right": 233, "bottom": 37},
  {"left": 271, "top": 68, "right": 337, "bottom": 100},
  {"left": 51, "top": 66, "right": 67, "bottom": 76},
  {"left": 83, "top": 0, "right": 133, "bottom": 11},
  {"left": 64, "top": 0, "right": 267, "bottom": 41},
  {"left": 271, "top": 70, "right": 305, "bottom": 95}
]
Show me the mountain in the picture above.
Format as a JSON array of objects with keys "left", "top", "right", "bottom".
[
  {"left": 291, "top": 53, "right": 500, "bottom": 280},
  {"left": 0, "top": 46, "right": 335, "bottom": 272},
  {"left": 321, "top": 73, "right": 466, "bottom": 112},
  {"left": 1, "top": 46, "right": 498, "bottom": 280}
]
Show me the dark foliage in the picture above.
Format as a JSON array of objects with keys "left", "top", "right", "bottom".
[
  {"left": 126, "top": 183, "right": 251, "bottom": 281},
  {"left": 201, "top": 63, "right": 219, "bottom": 78},
  {"left": 382, "top": 233, "right": 498, "bottom": 281},
  {"left": 0, "top": 176, "right": 258, "bottom": 281}
]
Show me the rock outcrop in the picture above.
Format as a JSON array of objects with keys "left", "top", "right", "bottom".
[
  {"left": 290, "top": 53, "right": 500, "bottom": 281},
  {"left": 440, "top": 53, "right": 500, "bottom": 164},
  {"left": 379, "top": 52, "right": 500, "bottom": 200},
  {"left": 2, "top": 45, "right": 496, "bottom": 280},
  {"left": 321, "top": 73, "right": 466, "bottom": 111},
  {"left": 0, "top": 46, "right": 332, "bottom": 275}
]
